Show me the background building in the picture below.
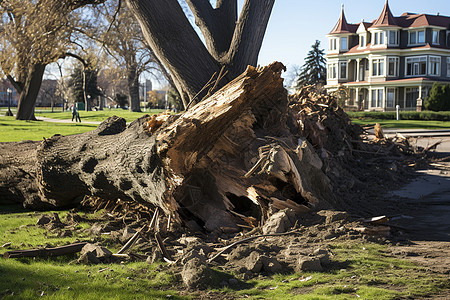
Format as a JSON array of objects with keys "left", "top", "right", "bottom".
[{"left": 325, "top": 1, "right": 450, "bottom": 111}]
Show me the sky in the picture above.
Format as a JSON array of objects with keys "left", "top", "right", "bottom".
[{"left": 258, "top": 0, "right": 450, "bottom": 77}]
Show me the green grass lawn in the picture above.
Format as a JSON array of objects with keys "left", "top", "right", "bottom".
[
  {"left": 350, "top": 118, "right": 450, "bottom": 129},
  {"left": 34, "top": 108, "right": 164, "bottom": 123},
  {"left": 0, "top": 109, "right": 165, "bottom": 143},
  {"left": 0, "top": 116, "right": 98, "bottom": 142},
  {"left": 0, "top": 205, "right": 448, "bottom": 299}
]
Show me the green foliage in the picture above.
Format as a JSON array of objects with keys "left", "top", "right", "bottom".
[
  {"left": 67, "top": 65, "right": 101, "bottom": 103},
  {"left": 294, "top": 40, "right": 326, "bottom": 89},
  {"left": 424, "top": 82, "right": 450, "bottom": 111},
  {"left": 167, "top": 87, "right": 183, "bottom": 111},
  {"left": 114, "top": 93, "right": 129, "bottom": 108}
]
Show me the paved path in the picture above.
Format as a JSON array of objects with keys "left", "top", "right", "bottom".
[{"left": 36, "top": 116, "right": 102, "bottom": 125}]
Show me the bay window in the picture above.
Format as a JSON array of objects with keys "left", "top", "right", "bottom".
[
  {"left": 409, "top": 30, "right": 425, "bottom": 45},
  {"left": 339, "top": 61, "right": 347, "bottom": 79},
  {"left": 388, "top": 30, "right": 398, "bottom": 45},
  {"left": 386, "top": 88, "right": 396, "bottom": 108},
  {"left": 340, "top": 37, "right": 348, "bottom": 51},
  {"left": 432, "top": 30, "right": 439, "bottom": 45},
  {"left": 327, "top": 63, "right": 337, "bottom": 79},
  {"left": 406, "top": 56, "right": 427, "bottom": 76},
  {"left": 387, "top": 57, "right": 399, "bottom": 77},
  {"left": 429, "top": 56, "right": 441, "bottom": 76},
  {"left": 372, "top": 58, "right": 384, "bottom": 76},
  {"left": 371, "top": 89, "right": 383, "bottom": 108}
]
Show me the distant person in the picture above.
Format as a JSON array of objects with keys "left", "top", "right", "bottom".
[{"left": 71, "top": 104, "right": 81, "bottom": 123}]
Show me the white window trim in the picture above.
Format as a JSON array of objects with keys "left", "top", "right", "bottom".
[
  {"left": 339, "top": 61, "right": 348, "bottom": 79},
  {"left": 432, "top": 29, "right": 439, "bottom": 45},
  {"left": 405, "top": 56, "right": 427, "bottom": 77},
  {"left": 370, "top": 88, "right": 384, "bottom": 108},
  {"left": 388, "top": 30, "right": 399, "bottom": 46},
  {"left": 371, "top": 58, "right": 385, "bottom": 77},
  {"left": 408, "top": 29, "right": 426, "bottom": 46},
  {"left": 358, "top": 34, "right": 366, "bottom": 48},
  {"left": 340, "top": 37, "right": 348, "bottom": 51},
  {"left": 329, "top": 38, "right": 338, "bottom": 51},
  {"left": 386, "top": 88, "right": 397, "bottom": 108},
  {"left": 387, "top": 57, "right": 399, "bottom": 77},
  {"left": 371, "top": 31, "right": 386, "bottom": 47},
  {"left": 327, "top": 62, "right": 338, "bottom": 80},
  {"left": 428, "top": 55, "right": 441, "bottom": 77},
  {"left": 447, "top": 57, "right": 450, "bottom": 77}
]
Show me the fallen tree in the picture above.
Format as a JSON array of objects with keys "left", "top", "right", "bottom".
[{"left": 0, "top": 62, "right": 339, "bottom": 231}]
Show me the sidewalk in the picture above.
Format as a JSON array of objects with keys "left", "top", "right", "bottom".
[{"left": 369, "top": 128, "right": 450, "bottom": 137}]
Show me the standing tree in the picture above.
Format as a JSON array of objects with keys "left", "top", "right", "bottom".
[
  {"left": 294, "top": 40, "right": 327, "bottom": 90},
  {"left": 86, "top": 0, "right": 160, "bottom": 112},
  {"left": 424, "top": 82, "right": 450, "bottom": 111},
  {"left": 68, "top": 63, "right": 101, "bottom": 107},
  {"left": 0, "top": 0, "right": 105, "bottom": 120},
  {"left": 125, "top": 0, "right": 275, "bottom": 109}
]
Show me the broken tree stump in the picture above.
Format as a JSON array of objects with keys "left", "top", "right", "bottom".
[{"left": 0, "top": 62, "right": 334, "bottom": 232}]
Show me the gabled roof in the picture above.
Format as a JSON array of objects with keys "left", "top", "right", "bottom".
[
  {"left": 329, "top": 5, "right": 358, "bottom": 34},
  {"left": 370, "top": 0, "right": 398, "bottom": 28}
]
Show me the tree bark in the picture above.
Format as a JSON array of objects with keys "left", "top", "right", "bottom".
[
  {"left": 125, "top": 0, "right": 220, "bottom": 108},
  {"left": 127, "top": 63, "right": 142, "bottom": 112},
  {"left": 0, "top": 63, "right": 333, "bottom": 231},
  {"left": 15, "top": 63, "right": 47, "bottom": 120},
  {"left": 125, "top": 0, "right": 274, "bottom": 109}
]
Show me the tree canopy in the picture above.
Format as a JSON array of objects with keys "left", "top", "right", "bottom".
[
  {"left": 424, "top": 83, "right": 450, "bottom": 111},
  {"left": 294, "top": 40, "right": 326, "bottom": 90}
]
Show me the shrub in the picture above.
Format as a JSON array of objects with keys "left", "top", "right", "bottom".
[
  {"left": 424, "top": 83, "right": 450, "bottom": 111},
  {"left": 347, "top": 111, "right": 450, "bottom": 121}
]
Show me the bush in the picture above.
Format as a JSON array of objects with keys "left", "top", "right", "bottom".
[
  {"left": 424, "top": 83, "right": 450, "bottom": 111},
  {"left": 347, "top": 111, "right": 450, "bottom": 121}
]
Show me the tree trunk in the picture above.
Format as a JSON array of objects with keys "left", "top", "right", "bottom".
[
  {"left": 125, "top": 0, "right": 274, "bottom": 109},
  {"left": 15, "top": 63, "right": 46, "bottom": 120},
  {"left": 125, "top": 0, "right": 220, "bottom": 108},
  {"left": 127, "top": 64, "right": 141, "bottom": 112},
  {"left": 0, "top": 63, "right": 333, "bottom": 231}
]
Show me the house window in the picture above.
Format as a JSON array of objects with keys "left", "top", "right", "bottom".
[
  {"left": 339, "top": 62, "right": 347, "bottom": 79},
  {"left": 406, "top": 88, "right": 419, "bottom": 107},
  {"left": 432, "top": 30, "right": 439, "bottom": 44},
  {"left": 406, "top": 56, "right": 427, "bottom": 76},
  {"left": 388, "top": 57, "right": 399, "bottom": 77},
  {"left": 372, "top": 32, "right": 384, "bottom": 45},
  {"left": 447, "top": 57, "right": 450, "bottom": 77},
  {"left": 327, "top": 63, "right": 337, "bottom": 79},
  {"left": 340, "top": 37, "right": 348, "bottom": 51},
  {"left": 329, "top": 38, "right": 337, "bottom": 51},
  {"left": 429, "top": 56, "right": 441, "bottom": 76},
  {"left": 372, "top": 58, "right": 384, "bottom": 76},
  {"left": 371, "top": 89, "right": 383, "bottom": 107},
  {"left": 388, "top": 30, "right": 398, "bottom": 45},
  {"left": 359, "top": 35, "right": 366, "bottom": 47},
  {"left": 409, "top": 30, "right": 425, "bottom": 45},
  {"left": 386, "top": 88, "right": 396, "bottom": 107}
]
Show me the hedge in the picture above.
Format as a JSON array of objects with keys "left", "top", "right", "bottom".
[{"left": 347, "top": 111, "right": 450, "bottom": 121}]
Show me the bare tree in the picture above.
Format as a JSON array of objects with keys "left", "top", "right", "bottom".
[
  {"left": 86, "top": 0, "right": 160, "bottom": 112},
  {"left": 0, "top": 0, "right": 105, "bottom": 120}
]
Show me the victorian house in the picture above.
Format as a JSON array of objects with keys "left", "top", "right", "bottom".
[{"left": 325, "top": 1, "right": 450, "bottom": 111}]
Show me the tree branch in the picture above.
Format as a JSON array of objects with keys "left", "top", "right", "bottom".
[{"left": 227, "top": 0, "right": 274, "bottom": 77}]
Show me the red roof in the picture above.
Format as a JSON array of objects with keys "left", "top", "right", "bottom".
[
  {"left": 329, "top": 3, "right": 450, "bottom": 35},
  {"left": 329, "top": 5, "right": 358, "bottom": 34},
  {"left": 370, "top": 0, "right": 398, "bottom": 28}
]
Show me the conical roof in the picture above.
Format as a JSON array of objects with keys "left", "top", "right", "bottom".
[
  {"left": 329, "top": 5, "right": 354, "bottom": 34},
  {"left": 371, "top": 0, "right": 398, "bottom": 28}
]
